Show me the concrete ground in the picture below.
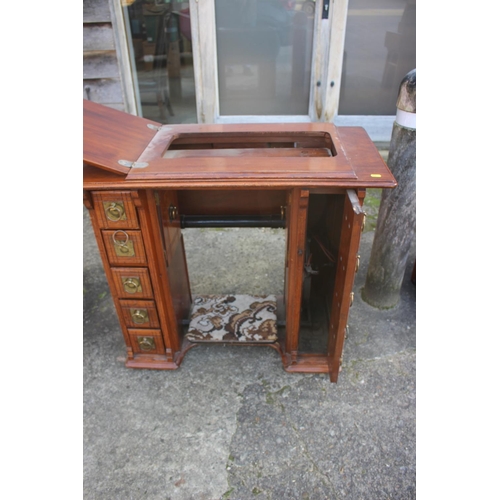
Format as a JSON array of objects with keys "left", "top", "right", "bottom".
[{"left": 83, "top": 188, "right": 416, "bottom": 500}]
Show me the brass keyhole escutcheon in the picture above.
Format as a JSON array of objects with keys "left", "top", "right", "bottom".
[
  {"left": 138, "top": 336, "right": 155, "bottom": 352},
  {"left": 122, "top": 277, "right": 142, "bottom": 294},
  {"left": 131, "top": 309, "right": 149, "bottom": 324},
  {"left": 112, "top": 231, "right": 135, "bottom": 257},
  {"left": 104, "top": 201, "right": 126, "bottom": 222}
]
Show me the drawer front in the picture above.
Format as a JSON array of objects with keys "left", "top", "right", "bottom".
[
  {"left": 102, "top": 230, "right": 148, "bottom": 266},
  {"left": 128, "top": 329, "right": 165, "bottom": 355},
  {"left": 93, "top": 191, "right": 139, "bottom": 229},
  {"left": 110, "top": 267, "right": 154, "bottom": 299},
  {"left": 119, "top": 299, "right": 160, "bottom": 329}
]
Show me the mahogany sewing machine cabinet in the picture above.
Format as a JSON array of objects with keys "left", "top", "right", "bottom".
[{"left": 83, "top": 100, "right": 396, "bottom": 382}]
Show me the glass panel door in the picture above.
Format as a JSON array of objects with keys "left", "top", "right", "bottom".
[
  {"left": 123, "top": 0, "right": 197, "bottom": 124},
  {"left": 338, "top": 0, "right": 416, "bottom": 115},
  {"left": 214, "top": 0, "right": 315, "bottom": 116}
]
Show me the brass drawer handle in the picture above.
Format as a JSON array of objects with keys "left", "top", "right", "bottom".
[
  {"left": 123, "top": 277, "right": 141, "bottom": 294},
  {"left": 112, "top": 230, "right": 135, "bottom": 256},
  {"left": 131, "top": 308, "right": 149, "bottom": 324},
  {"left": 104, "top": 201, "right": 126, "bottom": 222},
  {"left": 112, "top": 230, "right": 129, "bottom": 246},
  {"left": 138, "top": 336, "right": 155, "bottom": 352}
]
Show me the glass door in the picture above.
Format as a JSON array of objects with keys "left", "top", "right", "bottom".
[
  {"left": 190, "top": 0, "right": 348, "bottom": 124},
  {"left": 122, "top": 0, "right": 198, "bottom": 124},
  {"left": 118, "top": 0, "right": 349, "bottom": 124},
  {"left": 214, "top": 0, "right": 314, "bottom": 116}
]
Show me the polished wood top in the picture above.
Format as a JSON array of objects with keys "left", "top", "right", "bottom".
[{"left": 83, "top": 101, "right": 396, "bottom": 189}]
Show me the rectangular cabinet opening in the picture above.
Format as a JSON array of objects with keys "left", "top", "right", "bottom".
[
  {"left": 182, "top": 227, "right": 286, "bottom": 343},
  {"left": 298, "top": 193, "right": 345, "bottom": 354},
  {"left": 158, "top": 189, "right": 288, "bottom": 346},
  {"left": 163, "top": 131, "right": 336, "bottom": 158}
]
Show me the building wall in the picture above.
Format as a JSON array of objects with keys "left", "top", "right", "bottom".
[{"left": 83, "top": 0, "right": 126, "bottom": 110}]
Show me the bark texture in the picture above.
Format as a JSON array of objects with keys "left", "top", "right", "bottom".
[{"left": 362, "top": 123, "right": 416, "bottom": 308}]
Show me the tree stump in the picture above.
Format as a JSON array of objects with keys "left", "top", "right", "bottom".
[{"left": 362, "top": 69, "right": 416, "bottom": 309}]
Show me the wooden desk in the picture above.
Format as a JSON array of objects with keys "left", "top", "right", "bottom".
[{"left": 83, "top": 100, "right": 396, "bottom": 382}]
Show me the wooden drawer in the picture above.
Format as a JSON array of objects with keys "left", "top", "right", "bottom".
[
  {"left": 93, "top": 191, "right": 139, "bottom": 229},
  {"left": 110, "top": 267, "right": 154, "bottom": 299},
  {"left": 119, "top": 299, "right": 160, "bottom": 329},
  {"left": 128, "top": 328, "right": 165, "bottom": 355},
  {"left": 102, "top": 230, "right": 148, "bottom": 266}
]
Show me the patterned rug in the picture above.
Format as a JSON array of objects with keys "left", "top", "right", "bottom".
[{"left": 186, "top": 294, "right": 278, "bottom": 342}]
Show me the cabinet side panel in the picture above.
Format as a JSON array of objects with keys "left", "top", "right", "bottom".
[
  {"left": 284, "top": 188, "right": 309, "bottom": 362},
  {"left": 327, "top": 193, "right": 364, "bottom": 382},
  {"left": 139, "top": 191, "right": 184, "bottom": 356}
]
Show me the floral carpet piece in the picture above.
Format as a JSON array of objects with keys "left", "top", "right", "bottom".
[{"left": 186, "top": 294, "right": 278, "bottom": 342}]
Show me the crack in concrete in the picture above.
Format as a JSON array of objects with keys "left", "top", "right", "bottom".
[
  {"left": 278, "top": 386, "right": 339, "bottom": 499},
  {"left": 219, "top": 377, "right": 254, "bottom": 500}
]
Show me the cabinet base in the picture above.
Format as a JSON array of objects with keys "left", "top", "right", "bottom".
[
  {"left": 125, "top": 355, "right": 180, "bottom": 370},
  {"left": 124, "top": 339, "right": 330, "bottom": 374}
]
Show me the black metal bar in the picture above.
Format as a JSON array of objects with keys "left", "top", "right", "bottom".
[{"left": 180, "top": 215, "right": 285, "bottom": 229}]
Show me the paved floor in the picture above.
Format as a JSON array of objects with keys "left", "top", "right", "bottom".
[{"left": 83, "top": 195, "right": 416, "bottom": 499}]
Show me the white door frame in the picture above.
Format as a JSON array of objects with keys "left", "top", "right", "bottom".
[
  {"left": 109, "top": 0, "right": 140, "bottom": 115},
  {"left": 189, "top": 0, "right": 349, "bottom": 124}
]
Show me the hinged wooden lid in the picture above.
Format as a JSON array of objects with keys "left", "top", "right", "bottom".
[
  {"left": 83, "top": 102, "right": 396, "bottom": 189},
  {"left": 83, "top": 100, "right": 160, "bottom": 175}
]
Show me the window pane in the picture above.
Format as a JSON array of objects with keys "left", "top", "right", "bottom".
[
  {"left": 215, "top": 0, "right": 315, "bottom": 116},
  {"left": 124, "top": 0, "right": 197, "bottom": 124},
  {"left": 338, "top": 0, "right": 416, "bottom": 115}
]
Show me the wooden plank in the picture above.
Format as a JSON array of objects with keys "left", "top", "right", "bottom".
[
  {"left": 327, "top": 193, "right": 364, "bottom": 382},
  {"left": 84, "top": 99, "right": 159, "bottom": 175},
  {"left": 140, "top": 191, "right": 183, "bottom": 355},
  {"left": 108, "top": 0, "right": 139, "bottom": 115},
  {"left": 323, "top": 0, "right": 349, "bottom": 121},
  {"left": 83, "top": 51, "right": 120, "bottom": 79},
  {"left": 285, "top": 189, "right": 309, "bottom": 363},
  {"left": 189, "top": 0, "right": 218, "bottom": 123},
  {"left": 83, "top": 23, "right": 115, "bottom": 51},
  {"left": 83, "top": 0, "right": 111, "bottom": 23},
  {"left": 167, "top": 233, "right": 192, "bottom": 334},
  {"left": 83, "top": 78, "right": 123, "bottom": 104},
  {"left": 284, "top": 354, "right": 329, "bottom": 373},
  {"left": 178, "top": 190, "right": 286, "bottom": 216}
]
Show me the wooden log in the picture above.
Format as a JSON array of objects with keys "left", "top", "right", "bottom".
[{"left": 362, "top": 70, "right": 416, "bottom": 309}]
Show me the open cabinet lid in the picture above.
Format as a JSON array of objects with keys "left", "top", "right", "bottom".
[
  {"left": 83, "top": 101, "right": 396, "bottom": 189},
  {"left": 83, "top": 100, "right": 160, "bottom": 175}
]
